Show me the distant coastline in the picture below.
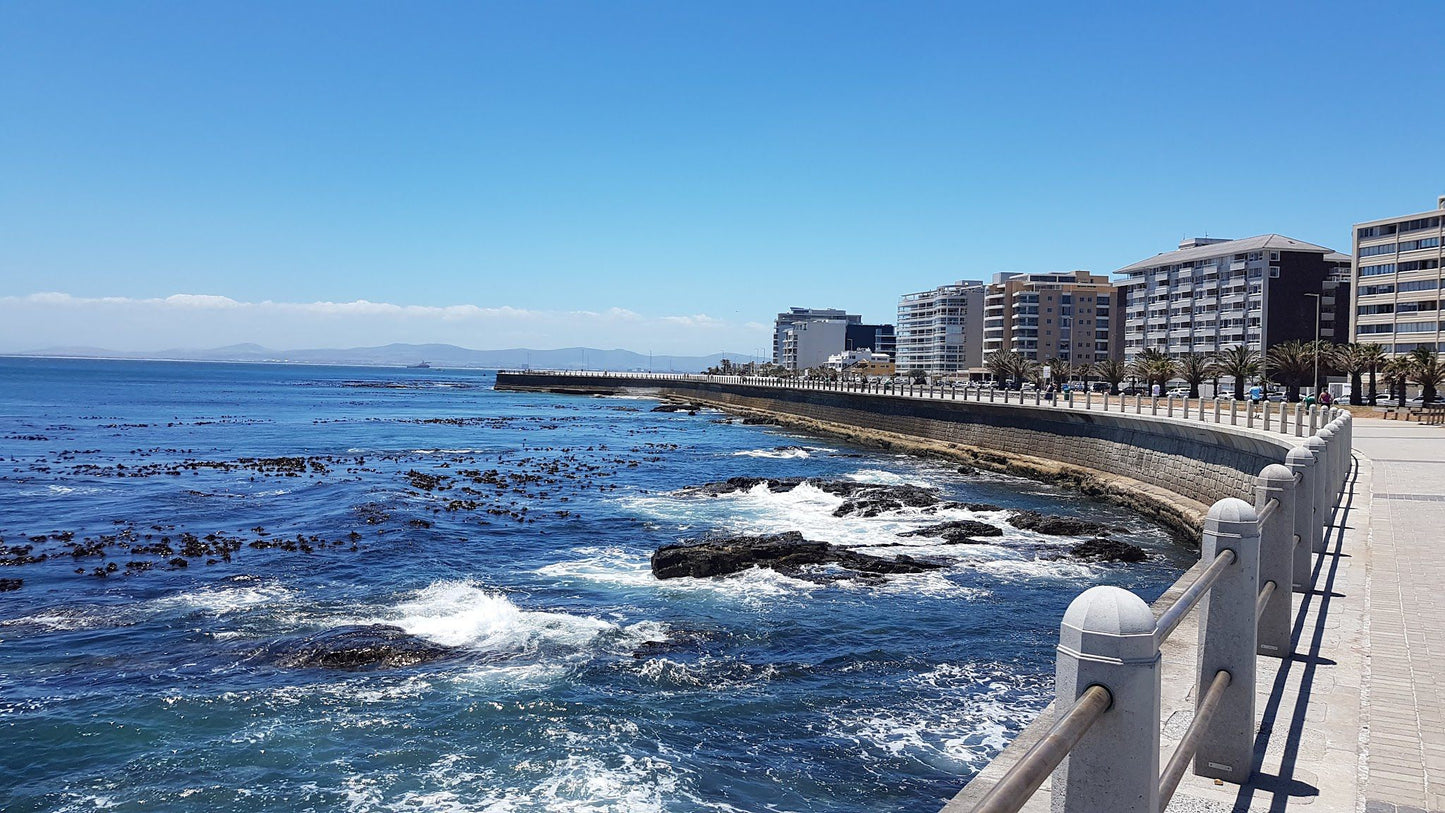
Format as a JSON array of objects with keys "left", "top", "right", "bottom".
[{"left": 0, "top": 342, "right": 740, "bottom": 372}]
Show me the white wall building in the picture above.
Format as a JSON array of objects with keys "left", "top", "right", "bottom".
[
  {"left": 895, "top": 281, "right": 986, "bottom": 376},
  {"left": 780, "top": 319, "right": 848, "bottom": 371}
]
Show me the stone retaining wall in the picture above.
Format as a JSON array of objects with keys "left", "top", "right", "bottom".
[{"left": 495, "top": 373, "right": 1299, "bottom": 535}]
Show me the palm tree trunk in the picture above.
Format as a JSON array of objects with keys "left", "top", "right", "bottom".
[
  {"left": 1350, "top": 372, "right": 1363, "bottom": 405},
  {"left": 1368, "top": 368, "right": 1378, "bottom": 405}
]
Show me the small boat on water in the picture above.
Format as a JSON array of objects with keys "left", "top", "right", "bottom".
[{"left": 407, "top": 361, "right": 431, "bottom": 369}]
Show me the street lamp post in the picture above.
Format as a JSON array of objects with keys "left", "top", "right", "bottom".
[{"left": 1305, "top": 292, "right": 1322, "bottom": 395}]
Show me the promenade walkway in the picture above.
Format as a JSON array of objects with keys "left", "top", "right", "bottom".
[{"left": 1354, "top": 419, "right": 1445, "bottom": 812}]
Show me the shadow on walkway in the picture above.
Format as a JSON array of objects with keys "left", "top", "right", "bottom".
[{"left": 1227, "top": 453, "right": 1359, "bottom": 812}]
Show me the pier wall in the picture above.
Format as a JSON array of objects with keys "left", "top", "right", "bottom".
[{"left": 496, "top": 372, "right": 1297, "bottom": 532}]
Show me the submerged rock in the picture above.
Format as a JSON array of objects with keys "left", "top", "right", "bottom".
[
  {"left": 1068, "top": 538, "right": 1148, "bottom": 563},
  {"left": 265, "top": 624, "right": 458, "bottom": 669},
  {"left": 650, "top": 531, "right": 944, "bottom": 581},
  {"left": 1007, "top": 510, "right": 1114, "bottom": 537},
  {"left": 0, "top": 578, "right": 21, "bottom": 592},
  {"left": 898, "top": 520, "right": 1005, "bottom": 544}
]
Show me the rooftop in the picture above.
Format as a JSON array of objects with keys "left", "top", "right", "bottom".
[{"left": 1114, "top": 234, "right": 1339, "bottom": 275}]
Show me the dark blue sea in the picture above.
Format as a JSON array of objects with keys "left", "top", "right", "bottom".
[{"left": 0, "top": 358, "right": 1192, "bottom": 812}]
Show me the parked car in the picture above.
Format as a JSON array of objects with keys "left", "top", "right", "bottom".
[
  {"left": 1164, "top": 388, "right": 1188, "bottom": 398},
  {"left": 1120, "top": 386, "right": 1147, "bottom": 396}
]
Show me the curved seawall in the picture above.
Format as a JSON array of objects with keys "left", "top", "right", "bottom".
[{"left": 495, "top": 372, "right": 1298, "bottom": 537}]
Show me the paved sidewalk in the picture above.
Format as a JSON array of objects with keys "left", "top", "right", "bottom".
[
  {"left": 946, "top": 417, "right": 1445, "bottom": 813},
  {"left": 1353, "top": 420, "right": 1445, "bottom": 813}
]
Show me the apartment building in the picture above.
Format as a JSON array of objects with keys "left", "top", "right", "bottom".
[
  {"left": 981, "top": 270, "right": 1117, "bottom": 364},
  {"left": 1351, "top": 196, "right": 1445, "bottom": 355},
  {"left": 778, "top": 319, "right": 847, "bottom": 371},
  {"left": 772, "top": 308, "right": 859, "bottom": 364},
  {"left": 895, "top": 280, "right": 986, "bottom": 376},
  {"left": 1116, "top": 235, "right": 1352, "bottom": 362}
]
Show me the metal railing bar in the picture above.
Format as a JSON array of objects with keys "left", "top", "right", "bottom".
[
  {"left": 1156, "top": 549, "right": 1237, "bottom": 644},
  {"left": 1256, "top": 497, "right": 1279, "bottom": 525},
  {"left": 1158, "top": 669, "right": 1232, "bottom": 808},
  {"left": 967, "top": 684, "right": 1113, "bottom": 813},
  {"left": 1256, "top": 580, "right": 1277, "bottom": 620}
]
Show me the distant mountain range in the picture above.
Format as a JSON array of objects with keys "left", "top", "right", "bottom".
[{"left": 7, "top": 342, "right": 747, "bottom": 372}]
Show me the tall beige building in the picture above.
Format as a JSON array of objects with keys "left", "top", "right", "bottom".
[
  {"left": 1351, "top": 196, "right": 1445, "bottom": 356},
  {"left": 982, "top": 270, "right": 1117, "bottom": 365}
]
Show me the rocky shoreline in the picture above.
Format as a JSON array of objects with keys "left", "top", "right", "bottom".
[{"left": 648, "top": 477, "right": 1149, "bottom": 583}]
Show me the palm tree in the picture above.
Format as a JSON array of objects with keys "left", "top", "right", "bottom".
[
  {"left": 1360, "top": 343, "right": 1388, "bottom": 405},
  {"left": 1045, "top": 357, "right": 1075, "bottom": 389},
  {"left": 1407, "top": 346, "right": 1445, "bottom": 404},
  {"left": 1129, "top": 348, "right": 1177, "bottom": 393},
  {"left": 983, "top": 350, "right": 1015, "bottom": 386},
  {"left": 1334, "top": 344, "right": 1371, "bottom": 406},
  {"left": 1176, "top": 352, "right": 1215, "bottom": 399},
  {"left": 1266, "top": 341, "right": 1315, "bottom": 402},
  {"left": 1382, "top": 356, "right": 1412, "bottom": 407},
  {"left": 1213, "top": 345, "right": 1261, "bottom": 401},
  {"left": 1095, "top": 358, "right": 1127, "bottom": 395}
]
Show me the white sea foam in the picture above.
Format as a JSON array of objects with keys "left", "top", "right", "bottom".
[
  {"left": 536, "top": 547, "right": 821, "bottom": 607},
  {"left": 151, "top": 582, "right": 296, "bottom": 617},
  {"left": 731, "top": 447, "right": 810, "bottom": 459},
  {"left": 622, "top": 480, "right": 1018, "bottom": 556},
  {"left": 382, "top": 581, "right": 614, "bottom": 651},
  {"left": 842, "top": 468, "right": 935, "bottom": 487}
]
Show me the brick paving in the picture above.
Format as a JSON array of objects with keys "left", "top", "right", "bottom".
[{"left": 1354, "top": 421, "right": 1445, "bottom": 813}]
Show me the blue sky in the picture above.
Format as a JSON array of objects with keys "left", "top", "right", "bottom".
[{"left": 2, "top": 0, "right": 1443, "bottom": 353}]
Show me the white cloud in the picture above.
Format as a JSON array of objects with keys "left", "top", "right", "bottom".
[{"left": 0, "top": 292, "right": 770, "bottom": 355}]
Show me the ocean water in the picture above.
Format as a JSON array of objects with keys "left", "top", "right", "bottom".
[{"left": 0, "top": 358, "right": 1193, "bottom": 813}]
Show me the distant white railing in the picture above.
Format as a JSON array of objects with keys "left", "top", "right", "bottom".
[{"left": 502, "top": 370, "right": 1348, "bottom": 440}]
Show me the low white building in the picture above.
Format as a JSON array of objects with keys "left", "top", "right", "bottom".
[
  {"left": 825, "top": 348, "right": 895, "bottom": 376},
  {"left": 780, "top": 319, "right": 848, "bottom": 371}
]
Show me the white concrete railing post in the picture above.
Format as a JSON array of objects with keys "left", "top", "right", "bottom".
[
  {"left": 1285, "top": 446, "right": 1317, "bottom": 594},
  {"left": 1263, "top": 399, "right": 1273, "bottom": 432},
  {"left": 1213, "top": 398, "right": 1221, "bottom": 424},
  {"left": 1318, "top": 425, "right": 1339, "bottom": 497},
  {"left": 1085, "top": 389, "right": 1093, "bottom": 410},
  {"left": 1335, "top": 415, "right": 1346, "bottom": 488},
  {"left": 1308, "top": 404, "right": 1319, "bottom": 435},
  {"left": 1278, "top": 401, "right": 1287, "bottom": 432},
  {"left": 1294, "top": 404, "right": 1304, "bottom": 437},
  {"left": 1035, "top": 388, "right": 1042, "bottom": 406},
  {"left": 1134, "top": 393, "right": 1142, "bottom": 414},
  {"left": 1053, "top": 586, "right": 1161, "bottom": 813},
  {"left": 1152, "top": 396, "right": 1159, "bottom": 416},
  {"left": 1167, "top": 395, "right": 1175, "bottom": 417},
  {"left": 1303, "top": 436, "right": 1329, "bottom": 554},
  {"left": 1255, "top": 464, "right": 1296, "bottom": 657},
  {"left": 1246, "top": 401, "right": 1256, "bottom": 429},
  {"left": 1230, "top": 400, "right": 1238, "bottom": 426},
  {"left": 1195, "top": 498, "right": 1261, "bottom": 783}
]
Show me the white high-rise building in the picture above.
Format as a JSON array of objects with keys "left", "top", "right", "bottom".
[
  {"left": 895, "top": 281, "right": 986, "bottom": 376},
  {"left": 1351, "top": 196, "right": 1445, "bottom": 356}
]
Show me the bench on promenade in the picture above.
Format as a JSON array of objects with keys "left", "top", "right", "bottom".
[{"left": 1383, "top": 404, "right": 1445, "bottom": 423}]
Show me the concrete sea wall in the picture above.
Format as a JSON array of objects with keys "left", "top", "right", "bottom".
[{"left": 495, "top": 372, "right": 1299, "bottom": 536}]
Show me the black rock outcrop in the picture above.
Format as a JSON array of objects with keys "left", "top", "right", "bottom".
[
  {"left": 1007, "top": 510, "right": 1114, "bottom": 537},
  {"left": 265, "top": 624, "right": 458, "bottom": 669},
  {"left": 1068, "top": 538, "right": 1148, "bottom": 563},
  {"left": 650, "top": 531, "right": 944, "bottom": 580},
  {"left": 898, "top": 520, "right": 1005, "bottom": 544}
]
